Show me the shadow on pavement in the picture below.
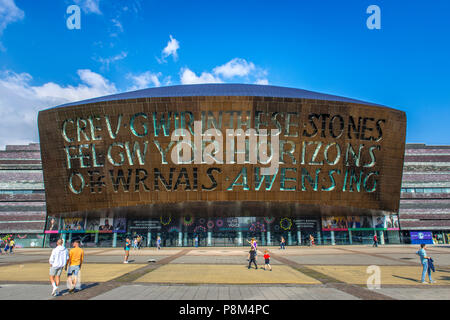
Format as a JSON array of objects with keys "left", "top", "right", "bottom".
[
  {"left": 392, "top": 275, "right": 421, "bottom": 283},
  {"left": 58, "top": 283, "right": 100, "bottom": 296}
]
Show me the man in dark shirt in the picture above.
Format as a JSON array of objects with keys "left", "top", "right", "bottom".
[{"left": 248, "top": 247, "right": 258, "bottom": 270}]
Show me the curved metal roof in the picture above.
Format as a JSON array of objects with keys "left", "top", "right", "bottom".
[{"left": 53, "top": 83, "right": 384, "bottom": 109}]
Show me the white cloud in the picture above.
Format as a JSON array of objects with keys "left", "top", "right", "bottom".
[
  {"left": 0, "top": 0, "right": 24, "bottom": 48},
  {"left": 213, "top": 58, "right": 255, "bottom": 79},
  {"left": 127, "top": 71, "right": 162, "bottom": 90},
  {"left": 74, "top": 0, "right": 101, "bottom": 14},
  {"left": 122, "top": 0, "right": 141, "bottom": 14},
  {"left": 111, "top": 18, "right": 123, "bottom": 33},
  {"left": 180, "top": 68, "right": 222, "bottom": 85},
  {"left": 158, "top": 35, "right": 180, "bottom": 63},
  {"left": 95, "top": 51, "right": 127, "bottom": 69},
  {"left": 180, "top": 58, "right": 268, "bottom": 85},
  {"left": 163, "top": 76, "right": 172, "bottom": 86},
  {"left": 255, "top": 79, "right": 269, "bottom": 85},
  {"left": 0, "top": 69, "right": 117, "bottom": 148}
]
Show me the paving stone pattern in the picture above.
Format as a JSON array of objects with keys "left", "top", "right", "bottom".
[{"left": 0, "top": 245, "right": 448, "bottom": 300}]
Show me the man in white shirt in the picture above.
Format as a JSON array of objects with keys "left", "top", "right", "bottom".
[{"left": 49, "top": 239, "right": 69, "bottom": 296}]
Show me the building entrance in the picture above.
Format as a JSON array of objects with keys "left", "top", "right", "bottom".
[{"left": 43, "top": 215, "right": 402, "bottom": 247}]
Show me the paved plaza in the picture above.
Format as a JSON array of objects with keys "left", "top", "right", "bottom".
[{"left": 0, "top": 245, "right": 448, "bottom": 300}]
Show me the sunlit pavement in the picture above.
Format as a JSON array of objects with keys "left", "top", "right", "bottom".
[{"left": 0, "top": 245, "right": 448, "bottom": 300}]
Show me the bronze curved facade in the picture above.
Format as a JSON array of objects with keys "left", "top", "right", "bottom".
[{"left": 38, "top": 84, "right": 406, "bottom": 219}]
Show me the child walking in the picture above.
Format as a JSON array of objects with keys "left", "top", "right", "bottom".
[{"left": 263, "top": 250, "right": 272, "bottom": 271}]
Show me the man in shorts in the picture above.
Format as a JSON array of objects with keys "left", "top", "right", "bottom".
[
  {"left": 49, "top": 239, "right": 69, "bottom": 296},
  {"left": 65, "top": 240, "right": 84, "bottom": 293},
  {"left": 8, "top": 238, "right": 15, "bottom": 254}
]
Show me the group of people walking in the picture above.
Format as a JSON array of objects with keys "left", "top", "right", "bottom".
[
  {"left": 45, "top": 234, "right": 437, "bottom": 297},
  {"left": 246, "top": 238, "right": 272, "bottom": 271},
  {"left": 123, "top": 236, "right": 162, "bottom": 263},
  {"left": 279, "top": 235, "right": 315, "bottom": 248},
  {"left": 246, "top": 236, "right": 437, "bottom": 284},
  {"left": 132, "top": 235, "right": 144, "bottom": 250},
  {"left": 247, "top": 235, "right": 314, "bottom": 270},
  {"left": 48, "top": 239, "right": 84, "bottom": 296},
  {"left": 1, "top": 237, "right": 15, "bottom": 254}
]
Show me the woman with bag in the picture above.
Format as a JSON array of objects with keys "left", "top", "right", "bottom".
[
  {"left": 124, "top": 238, "right": 131, "bottom": 263},
  {"left": 416, "top": 244, "right": 435, "bottom": 284}
]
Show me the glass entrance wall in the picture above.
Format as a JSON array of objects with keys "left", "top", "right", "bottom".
[
  {"left": 297, "top": 231, "right": 320, "bottom": 246},
  {"left": 334, "top": 231, "right": 350, "bottom": 245},
  {"left": 43, "top": 215, "right": 403, "bottom": 247},
  {"left": 397, "top": 230, "right": 450, "bottom": 245},
  {"left": 349, "top": 231, "right": 374, "bottom": 245},
  {"left": 385, "top": 230, "right": 401, "bottom": 244},
  {"left": 321, "top": 231, "right": 333, "bottom": 245},
  {"left": 2, "top": 234, "right": 45, "bottom": 248},
  {"left": 400, "top": 231, "right": 411, "bottom": 244},
  {"left": 215, "top": 231, "right": 239, "bottom": 246},
  {"left": 432, "top": 231, "right": 447, "bottom": 244}
]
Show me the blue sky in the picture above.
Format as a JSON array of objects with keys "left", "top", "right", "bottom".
[{"left": 0, "top": 0, "right": 449, "bottom": 147}]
